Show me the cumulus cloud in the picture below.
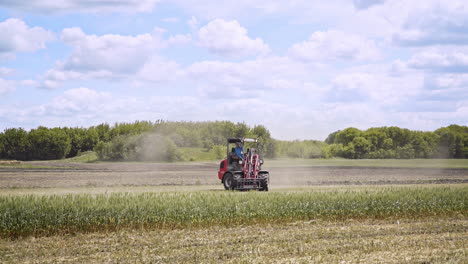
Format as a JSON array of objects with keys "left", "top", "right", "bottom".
[
  {"left": 0, "top": 18, "right": 54, "bottom": 60},
  {"left": 326, "top": 65, "right": 424, "bottom": 106},
  {"left": 0, "top": 78, "right": 37, "bottom": 96},
  {"left": 197, "top": 19, "right": 270, "bottom": 57},
  {"left": 45, "top": 87, "right": 112, "bottom": 116},
  {"left": 420, "top": 73, "right": 468, "bottom": 101},
  {"left": 61, "top": 27, "right": 158, "bottom": 73},
  {"left": 185, "top": 56, "right": 318, "bottom": 99},
  {"left": 408, "top": 47, "right": 468, "bottom": 72},
  {"left": 0, "top": 87, "right": 201, "bottom": 129},
  {"left": 0, "top": 0, "right": 160, "bottom": 13},
  {"left": 288, "top": 30, "right": 381, "bottom": 62},
  {"left": 426, "top": 73, "right": 468, "bottom": 90},
  {"left": 393, "top": 2, "right": 468, "bottom": 46},
  {"left": 40, "top": 27, "right": 165, "bottom": 88},
  {"left": 137, "top": 57, "right": 181, "bottom": 82}
]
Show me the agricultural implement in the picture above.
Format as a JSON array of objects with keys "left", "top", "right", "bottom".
[{"left": 217, "top": 138, "right": 269, "bottom": 191}]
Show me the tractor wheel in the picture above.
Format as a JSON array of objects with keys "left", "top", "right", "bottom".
[
  {"left": 223, "top": 173, "right": 234, "bottom": 190},
  {"left": 259, "top": 180, "right": 269, "bottom": 192}
]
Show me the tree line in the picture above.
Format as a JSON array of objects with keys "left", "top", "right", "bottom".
[
  {"left": 0, "top": 121, "right": 466, "bottom": 161},
  {"left": 322, "top": 125, "right": 468, "bottom": 159},
  {"left": 0, "top": 121, "right": 277, "bottom": 162}
]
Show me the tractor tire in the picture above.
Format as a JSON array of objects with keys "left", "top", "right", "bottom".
[
  {"left": 223, "top": 173, "right": 234, "bottom": 190},
  {"left": 259, "top": 180, "right": 269, "bottom": 192}
]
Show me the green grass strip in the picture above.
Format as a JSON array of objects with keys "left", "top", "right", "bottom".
[{"left": 0, "top": 186, "right": 466, "bottom": 238}]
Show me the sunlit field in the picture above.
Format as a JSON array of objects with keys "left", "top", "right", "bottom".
[{"left": 0, "top": 160, "right": 467, "bottom": 263}]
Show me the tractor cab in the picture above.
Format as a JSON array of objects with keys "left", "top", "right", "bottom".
[{"left": 218, "top": 138, "right": 269, "bottom": 191}]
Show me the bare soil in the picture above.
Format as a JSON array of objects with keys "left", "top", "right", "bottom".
[{"left": 0, "top": 161, "right": 467, "bottom": 189}]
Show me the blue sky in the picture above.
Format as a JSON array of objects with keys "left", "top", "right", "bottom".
[{"left": 0, "top": 0, "right": 467, "bottom": 140}]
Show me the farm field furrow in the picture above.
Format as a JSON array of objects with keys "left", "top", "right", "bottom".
[{"left": 1, "top": 160, "right": 468, "bottom": 188}]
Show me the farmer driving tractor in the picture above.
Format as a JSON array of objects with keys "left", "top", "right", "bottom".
[
  {"left": 231, "top": 142, "right": 244, "bottom": 170},
  {"left": 233, "top": 142, "right": 244, "bottom": 160},
  {"left": 218, "top": 138, "right": 269, "bottom": 191}
]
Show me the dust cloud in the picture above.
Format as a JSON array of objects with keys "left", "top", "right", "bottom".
[{"left": 267, "top": 165, "right": 468, "bottom": 188}]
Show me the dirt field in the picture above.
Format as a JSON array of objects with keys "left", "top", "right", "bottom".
[{"left": 0, "top": 161, "right": 467, "bottom": 189}]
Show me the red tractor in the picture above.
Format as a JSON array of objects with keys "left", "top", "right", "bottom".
[{"left": 217, "top": 138, "right": 269, "bottom": 191}]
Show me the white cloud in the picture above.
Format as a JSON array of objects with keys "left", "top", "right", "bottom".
[
  {"left": 171, "top": 0, "right": 288, "bottom": 20},
  {"left": 0, "top": 67, "right": 14, "bottom": 76},
  {"left": 170, "top": 1, "right": 389, "bottom": 38},
  {"left": 0, "top": 78, "right": 37, "bottom": 96},
  {"left": 393, "top": 1, "right": 468, "bottom": 46},
  {"left": 167, "top": 34, "right": 192, "bottom": 46},
  {"left": 0, "top": 87, "right": 201, "bottom": 129},
  {"left": 408, "top": 47, "right": 468, "bottom": 72},
  {"left": 197, "top": 19, "right": 270, "bottom": 57},
  {"left": 420, "top": 73, "right": 468, "bottom": 101},
  {"left": 60, "top": 27, "right": 158, "bottom": 73},
  {"left": 0, "top": 18, "right": 54, "bottom": 60},
  {"left": 198, "top": 85, "right": 265, "bottom": 99},
  {"left": 288, "top": 30, "right": 381, "bottom": 62},
  {"left": 137, "top": 57, "right": 181, "bottom": 82},
  {"left": 40, "top": 67, "right": 114, "bottom": 89},
  {"left": 353, "top": 0, "right": 386, "bottom": 10},
  {"left": 40, "top": 27, "right": 165, "bottom": 88},
  {"left": 187, "top": 16, "right": 199, "bottom": 31},
  {"left": 0, "top": 78, "right": 15, "bottom": 95},
  {"left": 185, "top": 56, "right": 318, "bottom": 99},
  {"left": 0, "top": 0, "right": 160, "bottom": 13},
  {"left": 45, "top": 87, "right": 112, "bottom": 116},
  {"left": 326, "top": 64, "right": 424, "bottom": 106},
  {"left": 162, "top": 17, "right": 179, "bottom": 23},
  {"left": 426, "top": 73, "right": 468, "bottom": 90}
]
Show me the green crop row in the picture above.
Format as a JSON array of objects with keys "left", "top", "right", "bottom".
[{"left": 1, "top": 186, "right": 466, "bottom": 238}]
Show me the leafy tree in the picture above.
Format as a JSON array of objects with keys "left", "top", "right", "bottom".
[
  {"left": 396, "top": 144, "right": 415, "bottom": 159},
  {"left": 342, "top": 144, "right": 356, "bottom": 159},
  {"left": 65, "top": 127, "right": 99, "bottom": 157},
  {"left": 94, "top": 123, "right": 111, "bottom": 142},
  {"left": 382, "top": 138, "right": 393, "bottom": 150},
  {"left": 28, "top": 127, "right": 71, "bottom": 160},
  {"left": 94, "top": 141, "right": 106, "bottom": 160},
  {"left": 335, "top": 128, "right": 361, "bottom": 145},
  {"left": 325, "top": 130, "right": 339, "bottom": 144},
  {"left": 234, "top": 122, "right": 251, "bottom": 138},
  {"left": 210, "top": 145, "right": 225, "bottom": 159},
  {"left": 274, "top": 140, "right": 326, "bottom": 159},
  {"left": 435, "top": 127, "right": 457, "bottom": 158},
  {"left": 1, "top": 128, "right": 30, "bottom": 160},
  {"left": 363, "top": 128, "right": 386, "bottom": 152},
  {"left": 351, "top": 137, "right": 371, "bottom": 159},
  {"left": 252, "top": 125, "right": 274, "bottom": 157},
  {"left": 0, "top": 132, "right": 4, "bottom": 158}
]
